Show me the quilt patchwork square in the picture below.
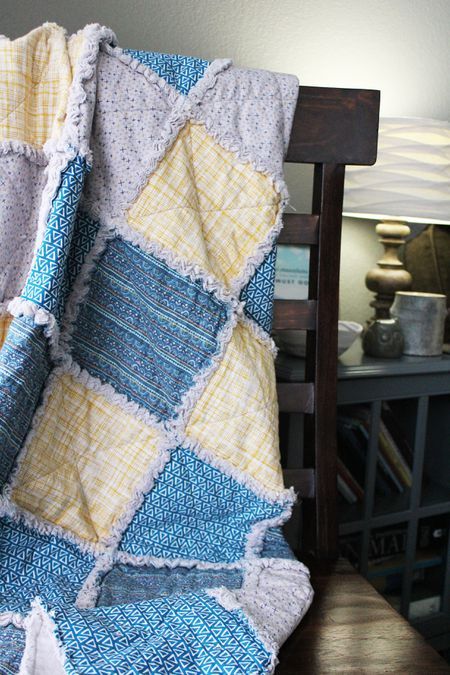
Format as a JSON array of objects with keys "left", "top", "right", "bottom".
[
  {"left": 186, "top": 321, "right": 284, "bottom": 492},
  {"left": 119, "top": 446, "right": 285, "bottom": 563},
  {"left": 0, "top": 316, "right": 50, "bottom": 488},
  {"left": 12, "top": 372, "right": 162, "bottom": 543},
  {"left": 71, "top": 236, "right": 229, "bottom": 421},
  {"left": 127, "top": 122, "right": 280, "bottom": 288},
  {"left": 0, "top": 515, "right": 94, "bottom": 617},
  {"left": 51, "top": 591, "right": 272, "bottom": 674}
]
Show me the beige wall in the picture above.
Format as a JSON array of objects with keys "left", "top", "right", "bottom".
[{"left": 2, "top": 0, "right": 449, "bottom": 324}]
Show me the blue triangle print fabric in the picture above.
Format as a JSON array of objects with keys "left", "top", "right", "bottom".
[
  {"left": 0, "top": 23, "right": 313, "bottom": 674},
  {"left": 123, "top": 49, "right": 210, "bottom": 95}
]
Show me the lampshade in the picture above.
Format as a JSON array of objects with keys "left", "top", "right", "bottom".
[{"left": 343, "top": 117, "right": 450, "bottom": 225}]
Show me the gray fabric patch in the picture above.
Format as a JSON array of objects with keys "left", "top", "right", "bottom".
[
  {"left": 0, "top": 154, "right": 46, "bottom": 304},
  {"left": 195, "top": 66, "right": 299, "bottom": 183},
  {"left": 84, "top": 51, "right": 177, "bottom": 217}
]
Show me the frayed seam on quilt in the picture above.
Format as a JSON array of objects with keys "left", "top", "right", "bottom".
[
  {"left": 238, "top": 313, "right": 278, "bottom": 357},
  {"left": 0, "top": 496, "right": 104, "bottom": 557},
  {"left": 103, "top": 441, "right": 173, "bottom": 550},
  {"left": 0, "top": 140, "right": 48, "bottom": 165},
  {"left": 167, "top": 308, "right": 237, "bottom": 439},
  {"left": 75, "top": 552, "right": 116, "bottom": 609},
  {"left": 105, "top": 45, "right": 233, "bottom": 218},
  {"left": 183, "top": 435, "right": 294, "bottom": 507},
  {"left": 115, "top": 551, "right": 244, "bottom": 570},
  {"left": 245, "top": 500, "right": 295, "bottom": 558},
  {"left": 0, "top": 610, "right": 25, "bottom": 628},
  {"left": 19, "top": 598, "right": 67, "bottom": 675},
  {"left": 111, "top": 215, "right": 237, "bottom": 305}
]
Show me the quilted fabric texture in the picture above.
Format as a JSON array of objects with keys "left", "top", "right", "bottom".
[
  {"left": 71, "top": 236, "right": 229, "bottom": 421},
  {"left": 186, "top": 321, "right": 283, "bottom": 492},
  {"left": 127, "top": 121, "right": 280, "bottom": 288},
  {"left": 119, "top": 446, "right": 284, "bottom": 561},
  {"left": 0, "top": 23, "right": 310, "bottom": 674},
  {"left": 12, "top": 372, "right": 163, "bottom": 543}
]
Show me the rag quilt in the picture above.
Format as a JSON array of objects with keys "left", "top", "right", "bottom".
[{"left": 0, "top": 23, "right": 313, "bottom": 674}]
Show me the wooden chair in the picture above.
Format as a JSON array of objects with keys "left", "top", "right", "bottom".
[{"left": 273, "top": 87, "right": 450, "bottom": 673}]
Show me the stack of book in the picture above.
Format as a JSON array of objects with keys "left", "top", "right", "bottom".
[{"left": 337, "top": 402, "right": 413, "bottom": 505}]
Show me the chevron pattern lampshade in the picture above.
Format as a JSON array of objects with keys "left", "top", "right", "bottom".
[{"left": 344, "top": 117, "right": 450, "bottom": 225}]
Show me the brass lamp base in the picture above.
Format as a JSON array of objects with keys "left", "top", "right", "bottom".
[{"left": 366, "top": 220, "right": 412, "bottom": 321}]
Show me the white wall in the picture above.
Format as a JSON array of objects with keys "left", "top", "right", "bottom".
[{"left": 2, "top": 0, "right": 449, "bottom": 323}]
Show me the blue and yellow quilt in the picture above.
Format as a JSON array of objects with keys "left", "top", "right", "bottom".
[{"left": 0, "top": 23, "right": 312, "bottom": 674}]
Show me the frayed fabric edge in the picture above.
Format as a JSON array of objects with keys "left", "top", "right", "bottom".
[
  {"left": 183, "top": 435, "right": 295, "bottom": 507},
  {"left": 19, "top": 598, "right": 67, "bottom": 675}
]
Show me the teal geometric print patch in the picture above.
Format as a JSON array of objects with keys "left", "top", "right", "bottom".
[
  {"left": 240, "top": 246, "right": 277, "bottom": 333},
  {"left": 71, "top": 237, "right": 230, "bottom": 421},
  {"left": 124, "top": 50, "right": 210, "bottom": 96},
  {"left": 0, "top": 516, "right": 94, "bottom": 617},
  {"left": 0, "top": 317, "right": 50, "bottom": 488},
  {"left": 119, "top": 446, "right": 285, "bottom": 563},
  {"left": 59, "top": 210, "right": 100, "bottom": 319},
  {"left": 53, "top": 591, "right": 273, "bottom": 674},
  {"left": 20, "top": 155, "right": 89, "bottom": 320}
]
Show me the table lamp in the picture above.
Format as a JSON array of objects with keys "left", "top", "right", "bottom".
[{"left": 343, "top": 117, "right": 450, "bottom": 354}]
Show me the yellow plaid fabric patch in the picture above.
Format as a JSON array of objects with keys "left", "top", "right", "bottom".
[
  {"left": 0, "top": 24, "right": 81, "bottom": 147},
  {"left": 186, "top": 321, "right": 283, "bottom": 492},
  {"left": 127, "top": 122, "right": 280, "bottom": 288},
  {"left": 0, "top": 314, "right": 12, "bottom": 349},
  {"left": 12, "top": 373, "right": 162, "bottom": 543}
]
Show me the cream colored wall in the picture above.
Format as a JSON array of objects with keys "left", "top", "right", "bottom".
[{"left": 2, "top": 0, "right": 449, "bottom": 324}]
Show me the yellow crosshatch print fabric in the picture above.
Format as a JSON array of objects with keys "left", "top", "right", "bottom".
[
  {"left": 127, "top": 121, "right": 280, "bottom": 288},
  {"left": 12, "top": 372, "right": 162, "bottom": 543},
  {"left": 0, "top": 23, "right": 82, "bottom": 147},
  {"left": 186, "top": 321, "right": 283, "bottom": 492}
]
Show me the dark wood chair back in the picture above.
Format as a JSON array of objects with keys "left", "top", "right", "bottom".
[{"left": 275, "top": 86, "right": 380, "bottom": 559}]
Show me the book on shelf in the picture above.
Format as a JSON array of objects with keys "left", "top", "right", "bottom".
[
  {"left": 337, "top": 474, "right": 358, "bottom": 504},
  {"left": 337, "top": 404, "right": 414, "bottom": 496},
  {"left": 379, "top": 419, "right": 413, "bottom": 489},
  {"left": 337, "top": 457, "right": 364, "bottom": 503},
  {"left": 381, "top": 401, "right": 413, "bottom": 466}
]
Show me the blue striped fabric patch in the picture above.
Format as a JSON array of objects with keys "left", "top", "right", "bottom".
[
  {"left": 0, "top": 624, "right": 24, "bottom": 674},
  {"left": 119, "top": 447, "right": 285, "bottom": 563},
  {"left": 21, "top": 155, "right": 89, "bottom": 320},
  {"left": 54, "top": 591, "right": 272, "bottom": 674},
  {"left": 240, "top": 246, "right": 277, "bottom": 333},
  {"left": 71, "top": 237, "right": 229, "bottom": 421},
  {"left": 124, "top": 50, "right": 210, "bottom": 96},
  {"left": 98, "top": 564, "right": 243, "bottom": 607},
  {"left": 0, "top": 317, "right": 50, "bottom": 487},
  {"left": 0, "top": 516, "right": 95, "bottom": 617}
]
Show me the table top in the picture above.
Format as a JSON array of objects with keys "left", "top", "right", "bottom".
[{"left": 276, "top": 338, "right": 450, "bottom": 383}]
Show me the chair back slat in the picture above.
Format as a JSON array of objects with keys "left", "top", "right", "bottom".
[
  {"left": 273, "top": 299, "right": 316, "bottom": 331},
  {"left": 278, "top": 214, "right": 319, "bottom": 245},
  {"left": 277, "top": 383, "right": 314, "bottom": 414}
]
